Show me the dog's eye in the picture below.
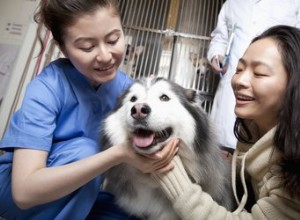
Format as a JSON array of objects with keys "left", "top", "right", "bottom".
[
  {"left": 160, "top": 94, "right": 170, "bottom": 101},
  {"left": 130, "top": 96, "right": 137, "bottom": 102}
]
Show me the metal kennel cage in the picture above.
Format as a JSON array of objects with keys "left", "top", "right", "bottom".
[{"left": 118, "top": 0, "right": 225, "bottom": 112}]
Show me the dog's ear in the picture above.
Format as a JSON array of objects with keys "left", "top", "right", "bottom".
[
  {"left": 114, "top": 85, "right": 132, "bottom": 110},
  {"left": 184, "top": 89, "right": 209, "bottom": 107},
  {"left": 184, "top": 89, "right": 197, "bottom": 103}
]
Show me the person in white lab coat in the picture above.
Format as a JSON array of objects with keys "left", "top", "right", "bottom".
[{"left": 207, "top": 0, "right": 300, "bottom": 151}]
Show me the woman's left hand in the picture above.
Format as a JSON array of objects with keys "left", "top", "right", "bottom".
[{"left": 143, "top": 138, "right": 180, "bottom": 173}]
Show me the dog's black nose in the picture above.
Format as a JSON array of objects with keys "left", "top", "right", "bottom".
[{"left": 131, "top": 103, "right": 151, "bottom": 119}]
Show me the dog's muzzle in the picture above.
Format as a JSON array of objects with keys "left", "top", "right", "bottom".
[{"left": 130, "top": 103, "right": 173, "bottom": 151}]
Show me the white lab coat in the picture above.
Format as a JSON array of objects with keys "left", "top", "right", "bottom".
[{"left": 207, "top": 0, "right": 300, "bottom": 149}]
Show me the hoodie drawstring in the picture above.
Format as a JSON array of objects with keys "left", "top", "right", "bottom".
[{"left": 232, "top": 147, "right": 249, "bottom": 214}]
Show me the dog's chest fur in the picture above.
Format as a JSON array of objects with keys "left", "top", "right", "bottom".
[{"left": 104, "top": 164, "right": 178, "bottom": 219}]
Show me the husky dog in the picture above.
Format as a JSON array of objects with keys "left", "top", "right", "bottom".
[{"left": 101, "top": 77, "right": 234, "bottom": 219}]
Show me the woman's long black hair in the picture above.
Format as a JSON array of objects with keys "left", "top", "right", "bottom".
[{"left": 234, "top": 25, "right": 300, "bottom": 197}]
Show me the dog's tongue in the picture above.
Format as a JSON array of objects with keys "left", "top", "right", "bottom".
[{"left": 133, "top": 133, "right": 155, "bottom": 148}]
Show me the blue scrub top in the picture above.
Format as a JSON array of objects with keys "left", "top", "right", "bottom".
[
  {"left": 0, "top": 58, "right": 133, "bottom": 219},
  {"left": 0, "top": 58, "right": 133, "bottom": 153}
]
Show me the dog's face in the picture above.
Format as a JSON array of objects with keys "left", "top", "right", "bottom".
[{"left": 104, "top": 78, "right": 202, "bottom": 154}]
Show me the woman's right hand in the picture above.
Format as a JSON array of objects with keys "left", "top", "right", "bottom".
[{"left": 210, "top": 55, "right": 227, "bottom": 75}]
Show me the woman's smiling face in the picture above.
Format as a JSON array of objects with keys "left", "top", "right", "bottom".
[
  {"left": 231, "top": 38, "right": 288, "bottom": 135},
  {"left": 61, "top": 6, "right": 125, "bottom": 88}
]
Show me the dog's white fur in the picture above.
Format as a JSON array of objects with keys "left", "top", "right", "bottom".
[{"left": 101, "top": 77, "right": 234, "bottom": 219}]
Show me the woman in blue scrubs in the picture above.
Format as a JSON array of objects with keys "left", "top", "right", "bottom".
[{"left": 0, "top": 0, "right": 178, "bottom": 219}]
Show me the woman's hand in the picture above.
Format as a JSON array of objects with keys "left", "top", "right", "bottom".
[
  {"left": 118, "top": 139, "right": 179, "bottom": 174},
  {"left": 210, "top": 55, "right": 228, "bottom": 75}
]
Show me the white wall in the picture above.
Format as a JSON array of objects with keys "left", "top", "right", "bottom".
[{"left": 0, "top": 0, "right": 40, "bottom": 138}]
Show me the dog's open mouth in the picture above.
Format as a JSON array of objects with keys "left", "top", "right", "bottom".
[{"left": 132, "top": 127, "right": 173, "bottom": 148}]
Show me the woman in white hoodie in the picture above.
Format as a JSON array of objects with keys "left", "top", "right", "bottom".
[{"left": 153, "top": 25, "right": 300, "bottom": 219}]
